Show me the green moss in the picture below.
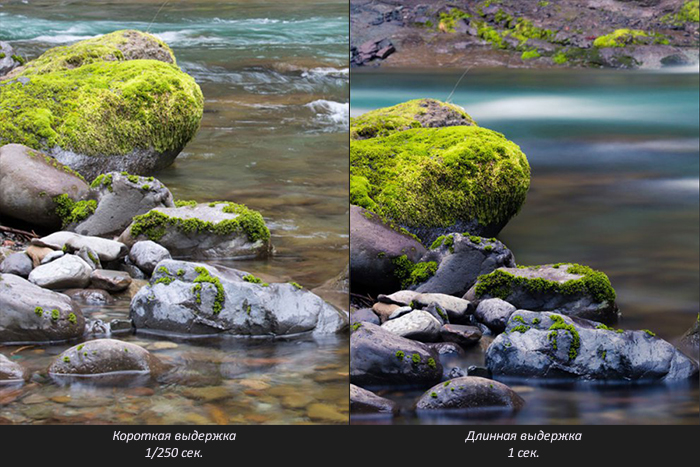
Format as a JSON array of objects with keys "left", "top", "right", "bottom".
[
  {"left": 435, "top": 305, "right": 448, "bottom": 322},
  {"left": 0, "top": 53, "right": 5, "bottom": 59},
  {"left": 86, "top": 251, "right": 98, "bottom": 264},
  {"left": 510, "top": 325, "right": 530, "bottom": 333},
  {"left": 548, "top": 314, "right": 580, "bottom": 360},
  {"left": 430, "top": 392, "right": 438, "bottom": 399},
  {"left": 90, "top": 173, "right": 113, "bottom": 191},
  {"left": 142, "top": 184, "right": 151, "bottom": 190},
  {"left": 0, "top": 31, "right": 203, "bottom": 159},
  {"left": 512, "top": 315, "right": 526, "bottom": 324},
  {"left": 521, "top": 49, "right": 541, "bottom": 60},
  {"left": 662, "top": 1, "right": 699, "bottom": 24},
  {"left": 430, "top": 234, "right": 455, "bottom": 252},
  {"left": 51, "top": 309, "right": 60, "bottom": 320},
  {"left": 350, "top": 98, "right": 475, "bottom": 140},
  {"left": 243, "top": 274, "right": 269, "bottom": 287},
  {"left": 154, "top": 276, "right": 175, "bottom": 286},
  {"left": 600, "top": 350, "right": 607, "bottom": 360},
  {"left": 177, "top": 269, "right": 185, "bottom": 277},
  {"left": 77, "top": 344, "right": 84, "bottom": 351},
  {"left": 553, "top": 51, "right": 568, "bottom": 64},
  {"left": 63, "top": 356, "right": 70, "bottom": 363},
  {"left": 395, "top": 350, "right": 405, "bottom": 359},
  {"left": 351, "top": 322, "right": 363, "bottom": 332},
  {"left": 130, "top": 202, "right": 269, "bottom": 244},
  {"left": 443, "top": 381, "right": 451, "bottom": 387},
  {"left": 174, "top": 199, "right": 198, "bottom": 208},
  {"left": 192, "top": 267, "right": 225, "bottom": 315},
  {"left": 475, "top": 14, "right": 553, "bottom": 51},
  {"left": 642, "top": 329, "right": 656, "bottom": 337},
  {"left": 532, "top": 318, "right": 541, "bottom": 325},
  {"left": 469, "top": 235, "right": 482, "bottom": 244},
  {"left": 411, "top": 353, "right": 421, "bottom": 365},
  {"left": 351, "top": 125, "right": 530, "bottom": 230},
  {"left": 438, "top": 8, "right": 471, "bottom": 33},
  {"left": 475, "top": 264, "right": 616, "bottom": 304},
  {"left": 592, "top": 29, "right": 667, "bottom": 48},
  {"left": 289, "top": 282, "right": 303, "bottom": 290},
  {"left": 11, "top": 54, "right": 26, "bottom": 65},
  {"left": 427, "top": 358, "right": 437, "bottom": 369},
  {"left": 246, "top": 304, "right": 252, "bottom": 315},
  {"left": 484, "top": 245, "right": 493, "bottom": 252},
  {"left": 67, "top": 313, "right": 77, "bottom": 324},
  {"left": 52, "top": 194, "right": 96, "bottom": 226},
  {"left": 392, "top": 255, "right": 438, "bottom": 289},
  {"left": 34, "top": 307, "right": 44, "bottom": 317}
]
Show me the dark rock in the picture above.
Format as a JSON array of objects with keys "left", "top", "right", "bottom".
[
  {"left": 351, "top": 308, "right": 381, "bottom": 326},
  {"left": 428, "top": 342, "right": 465, "bottom": 357},
  {"left": 350, "top": 384, "right": 397, "bottom": 414},
  {"left": 415, "top": 376, "right": 525, "bottom": 411},
  {"left": 440, "top": 324, "right": 482, "bottom": 347},
  {"left": 679, "top": 314, "right": 699, "bottom": 360},
  {"left": 350, "top": 205, "right": 426, "bottom": 296},
  {"left": 475, "top": 298, "right": 517, "bottom": 333},
  {"left": 90, "top": 269, "right": 132, "bottom": 293},
  {"left": 63, "top": 288, "right": 115, "bottom": 305},
  {"left": 109, "top": 319, "right": 135, "bottom": 334},
  {"left": 0, "top": 273, "right": 85, "bottom": 343},
  {"left": 48, "top": 339, "right": 162, "bottom": 377},
  {"left": 0, "top": 252, "right": 33, "bottom": 278},
  {"left": 445, "top": 366, "right": 467, "bottom": 380},
  {"left": 467, "top": 365, "right": 492, "bottom": 379},
  {"left": 350, "top": 322, "right": 442, "bottom": 386},
  {"left": 486, "top": 311, "right": 699, "bottom": 381},
  {"left": 130, "top": 260, "right": 347, "bottom": 336}
]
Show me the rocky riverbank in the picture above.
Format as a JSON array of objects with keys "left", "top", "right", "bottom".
[
  {"left": 351, "top": 0, "right": 699, "bottom": 69},
  {"left": 349, "top": 98, "right": 699, "bottom": 419}
]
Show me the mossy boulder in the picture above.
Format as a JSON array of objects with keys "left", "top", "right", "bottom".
[
  {"left": 0, "top": 30, "right": 203, "bottom": 179},
  {"left": 68, "top": 171, "right": 175, "bottom": 237},
  {"left": 350, "top": 98, "right": 476, "bottom": 140},
  {"left": 48, "top": 339, "right": 163, "bottom": 379},
  {"left": 0, "top": 144, "right": 90, "bottom": 229},
  {"left": 118, "top": 202, "right": 271, "bottom": 259},
  {"left": 351, "top": 108, "right": 530, "bottom": 241},
  {"left": 0, "top": 273, "right": 85, "bottom": 343},
  {"left": 486, "top": 311, "right": 699, "bottom": 381},
  {"left": 130, "top": 260, "right": 348, "bottom": 336},
  {"left": 467, "top": 264, "right": 619, "bottom": 324},
  {"left": 415, "top": 376, "right": 524, "bottom": 412}
]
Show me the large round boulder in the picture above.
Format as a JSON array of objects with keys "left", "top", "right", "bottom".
[
  {"left": 0, "top": 273, "right": 85, "bottom": 343},
  {"left": 130, "top": 260, "right": 347, "bottom": 336},
  {"left": 28, "top": 254, "right": 93, "bottom": 289},
  {"left": 0, "top": 144, "right": 90, "bottom": 229},
  {"left": 69, "top": 171, "right": 175, "bottom": 237},
  {"left": 48, "top": 339, "right": 162, "bottom": 377},
  {"left": 119, "top": 202, "right": 271, "bottom": 259},
  {"left": 0, "top": 30, "right": 203, "bottom": 179},
  {"left": 351, "top": 100, "right": 530, "bottom": 241},
  {"left": 485, "top": 311, "right": 699, "bottom": 382},
  {"left": 415, "top": 376, "right": 524, "bottom": 411},
  {"left": 350, "top": 322, "right": 442, "bottom": 387}
]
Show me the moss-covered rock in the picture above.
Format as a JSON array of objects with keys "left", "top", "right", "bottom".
[
  {"left": 350, "top": 111, "right": 530, "bottom": 240},
  {"left": 119, "top": 202, "right": 271, "bottom": 259},
  {"left": 350, "top": 98, "right": 476, "bottom": 140},
  {"left": 0, "top": 30, "right": 203, "bottom": 179}
]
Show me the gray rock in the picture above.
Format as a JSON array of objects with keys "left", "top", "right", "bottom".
[
  {"left": 413, "top": 293, "right": 473, "bottom": 324},
  {"left": 415, "top": 233, "right": 516, "bottom": 296},
  {"left": 0, "top": 42, "right": 21, "bottom": 76},
  {"left": 128, "top": 240, "right": 171, "bottom": 275},
  {"left": 118, "top": 203, "right": 271, "bottom": 259},
  {"left": 40, "top": 250, "right": 65, "bottom": 264},
  {"left": 415, "top": 377, "right": 524, "bottom": 411},
  {"left": 351, "top": 308, "right": 380, "bottom": 326},
  {"left": 428, "top": 341, "right": 465, "bottom": 357},
  {"left": 486, "top": 311, "right": 699, "bottom": 381},
  {"left": 350, "top": 322, "right": 442, "bottom": 386},
  {"left": 381, "top": 310, "right": 441, "bottom": 342},
  {"left": 109, "top": 319, "right": 134, "bottom": 334},
  {"left": 467, "top": 264, "right": 619, "bottom": 323},
  {"left": 76, "top": 246, "right": 101, "bottom": 270},
  {"left": 63, "top": 288, "right": 115, "bottom": 305},
  {"left": 32, "top": 231, "right": 128, "bottom": 262},
  {"left": 90, "top": 269, "right": 132, "bottom": 293},
  {"left": 445, "top": 367, "right": 467, "bottom": 380},
  {"left": 0, "top": 273, "right": 85, "bottom": 343},
  {"left": 350, "top": 384, "right": 397, "bottom": 414},
  {"left": 440, "top": 324, "right": 482, "bottom": 347},
  {"left": 423, "top": 302, "right": 449, "bottom": 325},
  {"left": 350, "top": 205, "right": 427, "bottom": 296},
  {"left": 1, "top": 353, "right": 27, "bottom": 383},
  {"left": 387, "top": 306, "right": 413, "bottom": 321},
  {"left": 48, "top": 339, "right": 162, "bottom": 377},
  {"left": 130, "top": 260, "right": 347, "bottom": 336},
  {"left": 70, "top": 172, "right": 175, "bottom": 237},
  {"left": 0, "top": 144, "right": 90, "bottom": 229},
  {"left": 475, "top": 298, "right": 517, "bottom": 333},
  {"left": 378, "top": 290, "right": 420, "bottom": 307},
  {"left": 0, "top": 252, "right": 33, "bottom": 278},
  {"left": 467, "top": 365, "right": 492, "bottom": 379},
  {"left": 28, "top": 255, "right": 92, "bottom": 289},
  {"left": 679, "top": 315, "right": 699, "bottom": 360}
]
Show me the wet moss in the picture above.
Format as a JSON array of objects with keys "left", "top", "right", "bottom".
[
  {"left": 427, "top": 357, "right": 437, "bottom": 369},
  {"left": 548, "top": 314, "right": 580, "bottom": 360},
  {"left": 642, "top": 329, "right": 656, "bottom": 337},
  {"left": 392, "top": 255, "right": 437, "bottom": 288},
  {"left": 174, "top": 200, "right": 198, "bottom": 208},
  {"left": 67, "top": 313, "right": 77, "bottom": 324},
  {"left": 351, "top": 125, "right": 530, "bottom": 230},
  {"left": 289, "top": 282, "right": 303, "bottom": 290},
  {"left": 593, "top": 29, "right": 667, "bottom": 48},
  {"left": 0, "top": 31, "right": 203, "bottom": 159},
  {"left": 521, "top": 49, "right": 541, "bottom": 60},
  {"left": 351, "top": 322, "right": 362, "bottom": 333},
  {"left": 430, "top": 392, "right": 438, "bottom": 399},
  {"left": 193, "top": 266, "right": 225, "bottom": 315},
  {"left": 34, "top": 307, "right": 44, "bottom": 317},
  {"left": 243, "top": 274, "right": 269, "bottom": 287},
  {"left": 90, "top": 173, "right": 113, "bottom": 192},
  {"left": 411, "top": 353, "right": 421, "bottom": 365},
  {"left": 664, "top": 1, "right": 699, "bottom": 24},
  {"left": 438, "top": 8, "right": 470, "bottom": 33},
  {"left": 52, "top": 194, "right": 96, "bottom": 226},
  {"left": 395, "top": 350, "right": 405, "bottom": 359},
  {"left": 51, "top": 309, "right": 59, "bottom": 320}
]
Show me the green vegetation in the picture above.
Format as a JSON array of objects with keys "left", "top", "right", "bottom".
[
  {"left": 193, "top": 267, "right": 225, "bottom": 315},
  {"left": 411, "top": 353, "right": 421, "bottom": 365},
  {"left": 130, "top": 202, "right": 269, "bottom": 244},
  {"left": 67, "top": 313, "right": 77, "bottom": 324},
  {"left": 642, "top": 329, "right": 656, "bottom": 337},
  {"left": 430, "top": 234, "right": 454, "bottom": 252},
  {"left": 34, "top": 307, "right": 44, "bottom": 317},
  {"left": 552, "top": 51, "right": 568, "bottom": 64},
  {"left": 289, "top": 282, "right": 303, "bottom": 290},
  {"left": 174, "top": 199, "right": 198, "bottom": 208},
  {"left": 427, "top": 357, "right": 437, "bottom": 369},
  {"left": 52, "top": 194, "right": 97, "bottom": 226},
  {"left": 593, "top": 29, "right": 668, "bottom": 48},
  {"left": 243, "top": 274, "right": 269, "bottom": 287},
  {"left": 392, "top": 255, "right": 438, "bottom": 288},
  {"left": 475, "top": 263, "right": 616, "bottom": 304},
  {"left": 662, "top": 1, "right": 699, "bottom": 24},
  {"left": 0, "top": 31, "right": 203, "bottom": 159},
  {"left": 91, "top": 173, "right": 113, "bottom": 191},
  {"left": 438, "top": 8, "right": 470, "bottom": 33},
  {"left": 351, "top": 125, "right": 530, "bottom": 230},
  {"left": 547, "top": 314, "right": 580, "bottom": 360},
  {"left": 351, "top": 322, "right": 362, "bottom": 332},
  {"left": 51, "top": 309, "right": 60, "bottom": 320},
  {"left": 521, "top": 49, "right": 540, "bottom": 60},
  {"left": 430, "top": 392, "right": 438, "bottom": 399},
  {"left": 395, "top": 350, "right": 405, "bottom": 359}
]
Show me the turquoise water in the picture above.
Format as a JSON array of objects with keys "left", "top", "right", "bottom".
[
  {"left": 351, "top": 69, "right": 699, "bottom": 425},
  {"left": 1, "top": 1, "right": 349, "bottom": 425}
]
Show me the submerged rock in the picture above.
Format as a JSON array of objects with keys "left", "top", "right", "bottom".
[
  {"left": 1, "top": 353, "right": 27, "bottom": 383},
  {"left": 0, "top": 30, "right": 204, "bottom": 179},
  {"left": 416, "top": 233, "right": 516, "bottom": 296},
  {"left": 351, "top": 100, "right": 530, "bottom": 240},
  {"left": 467, "top": 264, "right": 619, "bottom": 323},
  {"left": 350, "top": 205, "right": 427, "bottom": 295},
  {"left": 0, "top": 144, "right": 90, "bottom": 229},
  {"left": 415, "top": 376, "right": 524, "bottom": 411},
  {"left": 48, "top": 339, "right": 162, "bottom": 377},
  {"left": 70, "top": 171, "right": 175, "bottom": 237},
  {"left": 130, "top": 260, "right": 347, "bottom": 336},
  {"left": 486, "top": 311, "right": 699, "bottom": 382},
  {"left": 119, "top": 202, "right": 271, "bottom": 259},
  {"left": 350, "top": 322, "right": 442, "bottom": 386},
  {"left": 350, "top": 384, "right": 397, "bottom": 414},
  {"left": 0, "top": 273, "right": 85, "bottom": 343}
]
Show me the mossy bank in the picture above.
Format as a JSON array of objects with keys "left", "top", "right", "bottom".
[{"left": 0, "top": 30, "right": 204, "bottom": 179}]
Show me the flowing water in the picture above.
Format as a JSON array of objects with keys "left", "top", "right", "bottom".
[
  {"left": 1, "top": 1, "right": 349, "bottom": 424},
  {"left": 351, "top": 68, "right": 699, "bottom": 425}
]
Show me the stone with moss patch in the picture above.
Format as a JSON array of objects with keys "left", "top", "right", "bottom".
[{"left": 0, "top": 30, "right": 203, "bottom": 179}]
